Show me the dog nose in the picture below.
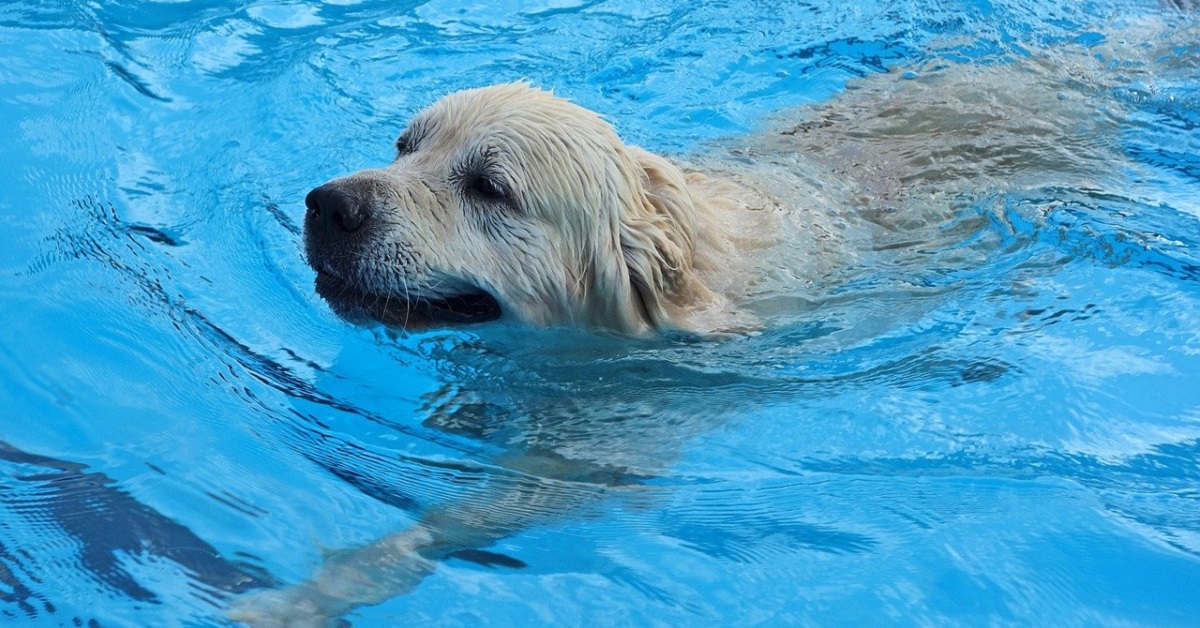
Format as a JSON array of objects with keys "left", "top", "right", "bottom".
[{"left": 306, "top": 183, "right": 366, "bottom": 233}]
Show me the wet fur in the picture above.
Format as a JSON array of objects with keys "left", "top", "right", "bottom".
[
  {"left": 233, "top": 13, "right": 1198, "bottom": 625},
  {"left": 304, "top": 83, "right": 743, "bottom": 336}
]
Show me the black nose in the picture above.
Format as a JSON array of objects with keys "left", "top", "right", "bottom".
[{"left": 305, "top": 183, "right": 367, "bottom": 233}]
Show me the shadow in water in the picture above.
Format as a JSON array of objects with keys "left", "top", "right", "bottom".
[{"left": 0, "top": 441, "right": 275, "bottom": 623}]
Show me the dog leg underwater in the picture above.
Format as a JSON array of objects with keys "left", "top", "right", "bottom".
[{"left": 228, "top": 447, "right": 615, "bottom": 627}]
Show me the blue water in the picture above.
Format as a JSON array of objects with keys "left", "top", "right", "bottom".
[{"left": 2, "top": 0, "right": 1200, "bottom": 626}]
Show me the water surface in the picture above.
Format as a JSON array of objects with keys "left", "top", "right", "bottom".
[{"left": 2, "top": 0, "right": 1199, "bottom": 626}]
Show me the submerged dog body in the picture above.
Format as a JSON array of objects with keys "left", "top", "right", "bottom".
[
  {"left": 233, "top": 24, "right": 1195, "bottom": 622},
  {"left": 304, "top": 83, "right": 759, "bottom": 336}
]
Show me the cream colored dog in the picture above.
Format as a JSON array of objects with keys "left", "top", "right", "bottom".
[
  {"left": 303, "top": 82, "right": 752, "bottom": 336},
  {"left": 234, "top": 21, "right": 1195, "bottom": 622}
]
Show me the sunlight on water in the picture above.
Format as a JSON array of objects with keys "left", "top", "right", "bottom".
[{"left": 1, "top": 0, "right": 1199, "bottom": 626}]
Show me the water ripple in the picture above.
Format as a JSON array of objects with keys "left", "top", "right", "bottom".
[
  {"left": 0, "top": 442, "right": 274, "bottom": 623},
  {"left": 4, "top": 0, "right": 1200, "bottom": 624}
]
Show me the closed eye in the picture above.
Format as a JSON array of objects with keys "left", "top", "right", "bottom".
[{"left": 467, "top": 175, "right": 509, "bottom": 202}]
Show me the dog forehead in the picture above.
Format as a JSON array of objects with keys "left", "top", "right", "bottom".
[{"left": 418, "top": 84, "right": 616, "bottom": 149}]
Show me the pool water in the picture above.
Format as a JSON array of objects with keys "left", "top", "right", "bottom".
[{"left": 2, "top": 0, "right": 1200, "bottom": 625}]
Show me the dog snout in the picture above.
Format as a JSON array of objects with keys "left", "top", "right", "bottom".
[{"left": 306, "top": 182, "right": 369, "bottom": 234}]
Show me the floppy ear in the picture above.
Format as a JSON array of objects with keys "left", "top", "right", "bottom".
[{"left": 618, "top": 148, "right": 703, "bottom": 329}]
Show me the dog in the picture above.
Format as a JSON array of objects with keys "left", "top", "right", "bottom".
[
  {"left": 233, "top": 15, "right": 1197, "bottom": 622},
  {"left": 301, "top": 82, "right": 775, "bottom": 336}
]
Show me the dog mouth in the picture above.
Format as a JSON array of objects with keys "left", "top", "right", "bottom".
[{"left": 313, "top": 270, "right": 502, "bottom": 328}]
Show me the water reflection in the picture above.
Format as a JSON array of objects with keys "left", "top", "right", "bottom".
[{"left": 0, "top": 442, "right": 274, "bottom": 623}]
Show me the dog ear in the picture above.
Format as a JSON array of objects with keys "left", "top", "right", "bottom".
[{"left": 618, "top": 148, "right": 701, "bottom": 329}]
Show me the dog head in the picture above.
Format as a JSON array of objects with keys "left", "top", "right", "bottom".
[{"left": 304, "top": 83, "right": 709, "bottom": 334}]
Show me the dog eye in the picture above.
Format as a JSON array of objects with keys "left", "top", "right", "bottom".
[
  {"left": 395, "top": 132, "right": 416, "bottom": 156},
  {"left": 467, "top": 175, "right": 508, "bottom": 201}
]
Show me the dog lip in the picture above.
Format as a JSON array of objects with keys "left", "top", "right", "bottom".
[
  {"left": 420, "top": 290, "right": 503, "bottom": 323},
  {"left": 312, "top": 270, "right": 502, "bottom": 327}
]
